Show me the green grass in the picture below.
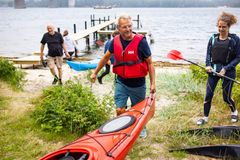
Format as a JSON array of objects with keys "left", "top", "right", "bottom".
[
  {"left": 0, "top": 96, "right": 7, "bottom": 110},
  {"left": 1, "top": 67, "right": 240, "bottom": 159},
  {"left": 0, "top": 111, "right": 78, "bottom": 159},
  {"left": 128, "top": 69, "right": 240, "bottom": 159}
]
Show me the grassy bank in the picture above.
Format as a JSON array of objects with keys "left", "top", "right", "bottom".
[
  {"left": 128, "top": 67, "right": 240, "bottom": 159},
  {"left": 0, "top": 66, "right": 240, "bottom": 159}
]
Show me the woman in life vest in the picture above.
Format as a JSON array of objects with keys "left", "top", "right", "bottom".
[{"left": 197, "top": 12, "right": 240, "bottom": 125}]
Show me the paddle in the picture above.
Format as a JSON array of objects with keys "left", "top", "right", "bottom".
[{"left": 167, "top": 50, "right": 240, "bottom": 85}]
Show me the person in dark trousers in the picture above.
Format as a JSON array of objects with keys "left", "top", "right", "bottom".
[
  {"left": 40, "top": 24, "right": 70, "bottom": 85},
  {"left": 97, "top": 30, "right": 119, "bottom": 84},
  {"left": 197, "top": 12, "right": 240, "bottom": 125},
  {"left": 90, "top": 14, "right": 156, "bottom": 138}
]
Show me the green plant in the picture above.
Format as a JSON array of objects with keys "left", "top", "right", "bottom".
[
  {"left": 155, "top": 71, "right": 205, "bottom": 99},
  {"left": 0, "top": 57, "right": 25, "bottom": 89},
  {"left": 189, "top": 64, "right": 207, "bottom": 84},
  {"left": 32, "top": 80, "right": 114, "bottom": 135}
]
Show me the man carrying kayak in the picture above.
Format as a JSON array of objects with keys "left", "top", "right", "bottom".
[{"left": 90, "top": 14, "right": 156, "bottom": 138}]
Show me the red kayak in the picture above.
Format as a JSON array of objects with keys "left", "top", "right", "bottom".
[{"left": 40, "top": 93, "right": 156, "bottom": 160}]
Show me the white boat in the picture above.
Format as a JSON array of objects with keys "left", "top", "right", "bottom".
[{"left": 93, "top": 5, "right": 112, "bottom": 9}]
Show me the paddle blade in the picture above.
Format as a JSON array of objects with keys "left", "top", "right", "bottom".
[{"left": 167, "top": 50, "right": 183, "bottom": 60}]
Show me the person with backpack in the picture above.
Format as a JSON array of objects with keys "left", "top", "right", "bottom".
[
  {"left": 197, "top": 12, "right": 240, "bottom": 125},
  {"left": 97, "top": 30, "right": 119, "bottom": 84}
]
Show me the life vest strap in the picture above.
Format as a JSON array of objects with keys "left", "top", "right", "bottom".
[{"left": 113, "top": 59, "right": 143, "bottom": 68}]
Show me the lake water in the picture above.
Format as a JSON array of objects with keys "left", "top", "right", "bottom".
[{"left": 0, "top": 7, "right": 240, "bottom": 63}]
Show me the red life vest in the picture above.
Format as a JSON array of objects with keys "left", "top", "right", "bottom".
[{"left": 113, "top": 34, "right": 148, "bottom": 78}]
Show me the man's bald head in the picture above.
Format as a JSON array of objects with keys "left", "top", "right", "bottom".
[{"left": 47, "top": 24, "right": 55, "bottom": 35}]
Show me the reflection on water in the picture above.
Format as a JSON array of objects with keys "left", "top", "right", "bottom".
[{"left": 0, "top": 7, "right": 239, "bottom": 62}]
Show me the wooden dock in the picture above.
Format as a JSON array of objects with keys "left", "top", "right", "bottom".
[
  {"left": 11, "top": 56, "right": 43, "bottom": 68},
  {"left": 71, "top": 19, "right": 116, "bottom": 41}
]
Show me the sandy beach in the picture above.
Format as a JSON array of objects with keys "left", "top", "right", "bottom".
[
  {"left": 20, "top": 58, "right": 189, "bottom": 91},
  {"left": 20, "top": 62, "right": 189, "bottom": 111}
]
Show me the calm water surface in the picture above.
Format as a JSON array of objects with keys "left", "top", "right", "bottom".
[{"left": 0, "top": 7, "right": 240, "bottom": 63}]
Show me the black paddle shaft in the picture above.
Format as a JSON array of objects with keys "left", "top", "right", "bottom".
[{"left": 182, "top": 58, "right": 240, "bottom": 85}]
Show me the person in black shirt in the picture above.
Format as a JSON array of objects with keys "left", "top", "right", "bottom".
[{"left": 40, "top": 24, "right": 70, "bottom": 85}]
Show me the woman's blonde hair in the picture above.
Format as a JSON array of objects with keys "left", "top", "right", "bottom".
[{"left": 217, "top": 12, "right": 237, "bottom": 27}]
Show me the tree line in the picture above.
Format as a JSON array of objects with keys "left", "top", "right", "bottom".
[{"left": 1, "top": 0, "right": 240, "bottom": 8}]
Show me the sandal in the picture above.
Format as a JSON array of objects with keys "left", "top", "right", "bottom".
[
  {"left": 197, "top": 118, "right": 207, "bottom": 125},
  {"left": 231, "top": 115, "right": 238, "bottom": 123}
]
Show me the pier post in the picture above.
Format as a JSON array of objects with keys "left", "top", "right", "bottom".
[
  {"left": 90, "top": 15, "right": 93, "bottom": 27},
  {"left": 86, "top": 36, "right": 90, "bottom": 51},
  {"left": 93, "top": 14, "right": 95, "bottom": 26},
  {"left": 137, "top": 14, "right": 140, "bottom": 29},
  {"left": 84, "top": 22, "right": 90, "bottom": 51},
  {"left": 57, "top": 27, "right": 60, "bottom": 33},
  {"left": 95, "top": 32, "right": 98, "bottom": 40},
  {"left": 85, "top": 21, "right": 87, "bottom": 30},
  {"left": 73, "top": 24, "right": 76, "bottom": 33}
]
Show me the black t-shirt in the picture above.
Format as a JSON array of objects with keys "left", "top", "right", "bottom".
[
  {"left": 108, "top": 35, "right": 151, "bottom": 87},
  {"left": 41, "top": 32, "right": 64, "bottom": 57}
]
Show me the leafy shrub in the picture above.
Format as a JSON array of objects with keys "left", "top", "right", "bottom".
[
  {"left": 32, "top": 80, "right": 114, "bottom": 135},
  {"left": 189, "top": 64, "right": 207, "bottom": 84},
  {"left": 0, "top": 57, "right": 25, "bottom": 89}
]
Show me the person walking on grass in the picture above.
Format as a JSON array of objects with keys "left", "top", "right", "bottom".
[
  {"left": 40, "top": 24, "right": 70, "bottom": 85},
  {"left": 90, "top": 14, "right": 156, "bottom": 138},
  {"left": 97, "top": 30, "right": 119, "bottom": 84},
  {"left": 197, "top": 12, "right": 240, "bottom": 125}
]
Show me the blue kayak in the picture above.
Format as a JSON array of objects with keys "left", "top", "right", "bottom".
[{"left": 67, "top": 58, "right": 100, "bottom": 71}]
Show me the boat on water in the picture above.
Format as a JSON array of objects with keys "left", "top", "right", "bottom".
[
  {"left": 66, "top": 58, "right": 100, "bottom": 71},
  {"left": 93, "top": 5, "right": 112, "bottom": 9},
  {"left": 40, "top": 93, "right": 156, "bottom": 160}
]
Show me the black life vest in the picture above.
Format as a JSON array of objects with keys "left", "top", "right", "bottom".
[
  {"left": 211, "top": 38, "right": 230, "bottom": 64},
  {"left": 211, "top": 34, "right": 236, "bottom": 65}
]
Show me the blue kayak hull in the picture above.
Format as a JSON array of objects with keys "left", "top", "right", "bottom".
[{"left": 67, "top": 59, "right": 100, "bottom": 71}]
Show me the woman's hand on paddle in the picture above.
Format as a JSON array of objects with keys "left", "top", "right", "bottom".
[
  {"left": 205, "top": 66, "right": 213, "bottom": 73},
  {"left": 90, "top": 73, "right": 97, "bottom": 83},
  {"left": 219, "top": 68, "right": 226, "bottom": 76}
]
